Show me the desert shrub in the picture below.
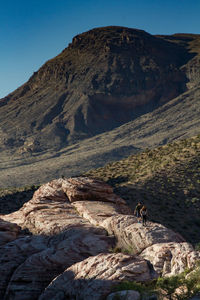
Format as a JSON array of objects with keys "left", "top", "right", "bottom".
[
  {"left": 113, "top": 264, "right": 200, "bottom": 300},
  {"left": 113, "top": 280, "right": 154, "bottom": 295}
]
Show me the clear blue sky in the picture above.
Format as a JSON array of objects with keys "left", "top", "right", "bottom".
[{"left": 0, "top": 0, "right": 200, "bottom": 98}]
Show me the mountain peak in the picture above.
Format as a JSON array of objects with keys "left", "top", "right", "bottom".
[{"left": 0, "top": 26, "right": 199, "bottom": 157}]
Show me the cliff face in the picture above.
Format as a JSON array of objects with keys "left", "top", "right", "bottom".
[{"left": 0, "top": 26, "right": 196, "bottom": 153}]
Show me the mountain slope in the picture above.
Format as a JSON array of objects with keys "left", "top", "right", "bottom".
[
  {"left": 1, "top": 134, "right": 200, "bottom": 247},
  {"left": 85, "top": 134, "right": 200, "bottom": 245},
  {"left": 0, "top": 84, "right": 199, "bottom": 188},
  {"left": 0, "top": 27, "right": 200, "bottom": 188},
  {"left": 0, "top": 26, "right": 194, "bottom": 153}
]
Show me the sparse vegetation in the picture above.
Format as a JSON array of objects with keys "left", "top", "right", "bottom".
[
  {"left": 0, "top": 185, "right": 39, "bottom": 214},
  {"left": 113, "top": 262, "right": 200, "bottom": 299},
  {"left": 86, "top": 135, "right": 200, "bottom": 244}
]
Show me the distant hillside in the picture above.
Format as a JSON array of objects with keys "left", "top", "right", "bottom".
[
  {"left": 1, "top": 134, "right": 200, "bottom": 247},
  {"left": 85, "top": 134, "right": 200, "bottom": 245},
  {"left": 0, "top": 26, "right": 196, "bottom": 154},
  {"left": 0, "top": 26, "right": 200, "bottom": 188},
  {"left": 0, "top": 84, "right": 199, "bottom": 188}
]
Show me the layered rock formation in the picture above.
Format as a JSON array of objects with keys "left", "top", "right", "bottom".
[{"left": 0, "top": 177, "right": 199, "bottom": 299}]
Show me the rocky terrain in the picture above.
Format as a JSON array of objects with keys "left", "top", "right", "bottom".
[
  {"left": 0, "top": 177, "right": 200, "bottom": 299},
  {"left": 0, "top": 27, "right": 193, "bottom": 152},
  {"left": 86, "top": 134, "right": 200, "bottom": 245},
  {"left": 1, "top": 134, "right": 200, "bottom": 246},
  {"left": 0, "top": 27, "right": 200, "bottom": 187}
]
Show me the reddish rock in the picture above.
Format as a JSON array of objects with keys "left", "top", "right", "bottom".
[
  {"left": 0, "top": 235, "right": 48, "bottom": 298},
  {"left": 4, "top": 227, "right": 114, "bottom": 300},
  {"left": 0, "top": 177, "right": 199, "bottom": 300},
  {"left": 72, "top": 200, "right": 130, "bottom": 227},
  {"left": 102, "top": 214, "right": 185, "bottom": 255},
  {"left": 140, "top": 242, "right": 200, "bottom": 276},
  {"left": 1, "top": 177, "right": 126, "bottom": 235},
  {"left": 62, "top": 177, "right": 126, "bottom": 204},
  {"left": 39, "top": 253, "right": 155, "bottom": 300}
]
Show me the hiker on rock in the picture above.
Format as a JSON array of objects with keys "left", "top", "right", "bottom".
[
  {"left": 140, "top": 205, "right": 148, "bottom": 226},
  {"left": 134, "top": 202, "right": 143, "bottom": 223}
]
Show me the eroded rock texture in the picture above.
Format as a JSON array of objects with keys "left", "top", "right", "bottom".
[
  {"left": 140, "top": 241, "right": 200, "bottom": 276},
  {"left": 39, "top": 253, "right": 153, "bottom": 300},
  {"left": 0, "top": 176, "right": 199, "bottom": 300}
]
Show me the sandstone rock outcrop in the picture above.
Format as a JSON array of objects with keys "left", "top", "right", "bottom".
[
  {"left": 0, "top": 176, "right": 199, "bottom": 299},
  {"left": 140, "top": 241, "right": 200, "bottom": 277},
  {"left": 102, "top": 214, "right": 184, "bottom": 254},
  {"left": 62, "top": 176, "right": 126, "bottom": 204},
  {"left": 39, "top": 253, "right": 153, "bottom": 300}
]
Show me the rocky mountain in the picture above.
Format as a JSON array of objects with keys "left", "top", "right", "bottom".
[
  {"left": 0, "top": 177, "right": 200, "bottom": 299},
  {"left": 0, "top": 26, "right": 198, "bottom": 153},
  {"left": 0, "top": 26, "right": 200, "bottom": 187}
]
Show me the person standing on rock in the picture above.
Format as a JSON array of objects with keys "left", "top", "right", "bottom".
[
  {"left": 134, "top": 202, "right": 143, "bottom": 223},
  {"left": 140, "top": 205, "right": 148, "bottom": 226}
]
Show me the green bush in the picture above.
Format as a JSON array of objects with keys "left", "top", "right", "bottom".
[{"left": 113, "top": 264, "right": 200, "bottom": 300}]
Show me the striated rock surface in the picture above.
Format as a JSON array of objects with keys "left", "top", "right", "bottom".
[
  {"left": 0, "top": 176, "right": 199, "bottom": 299},
  {"left": 140, "top": 241, "right": 200, "bottom": 277},
  {"left": 1, "top": 177, "right": 127, "bottom": 234},
  {"left": 102, "top": 214, "right": 184, "bottom": 254},
  {"left": 62, "top": 176, "right": 126, "bottom": 204},
  {"left": 0, "top": 235, "right": 48, "bottom": 298},
  {"left": 3, "top": 228, "right": 114, "bottom": 300},
  {"left": 0, "top": 177, "right": 117, "bottom": 299},
  {"left": 39, "top": 253, "right": 153, "bottom": 300}
]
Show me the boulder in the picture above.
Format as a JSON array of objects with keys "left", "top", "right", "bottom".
[
  {"left": 140, "top": 242, "right": 200, "bottom": 276},
  {"left": 0, "top": 178, "right": 68, "bottom": 233},
  {"left": 0, "top": 177, "right": 127, "bottom": 235},
  {"left": 62, "top": 176, "right": 126, "bottom": 204},
  {"left": 0, "top": 235, "right": 48, "bottom": 298},
  {"left": 107, "top": 290, "right": 140, "bottom": 300},
  {"left": 102, "top": 215, "right": 184, "bottom": 255},
  {"left": 39, "top": 253, "right": 155, "bottom": 300}
]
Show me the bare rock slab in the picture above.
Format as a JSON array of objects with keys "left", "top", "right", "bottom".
[
  {"left": 0, "top": 177, "right": 127, "bottom": 235},
  {"left": 3, "top": 227, "right": 114, "bottom": 300},
  {"left": 39, "top": 253, "right": 155, "bottom": 300},
  {"left": 0, "top": 235, "right": 48, "bottom": 298},
  {"left": 102, "top": 215, "right": 184, "bottom": 254},
  {"left": 62, "top": 176, "right": 126, "bottom": 204},
  {"left": 140, "top": 242, "right": 200, "bottom": 276}
]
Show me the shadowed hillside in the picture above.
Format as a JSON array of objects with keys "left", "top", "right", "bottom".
[
  {"left": 1, "top": 135, "right": 200, "bottom": 246},
  {"left": 0, "top": 84, "right": 199, "bottom": 188},
  {"left": 85, "top": 135, "right": 200, "bottom": 245},
  {"left": 0, "top": 27, "right": 200, "bottom": 188}
]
